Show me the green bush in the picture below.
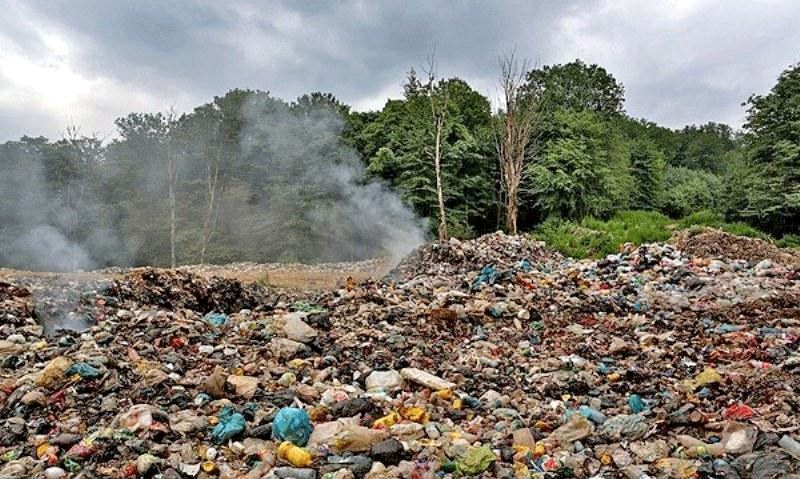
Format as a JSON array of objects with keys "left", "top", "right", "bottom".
[
  {"left": 533, "top": 210, "right": 671, "bottom": 259},
  {"left": 678, "top": 209, "right": 769, "bottom": 239},
  {"left": 777, "top": 234, "right": 800, "bottom": 249}
]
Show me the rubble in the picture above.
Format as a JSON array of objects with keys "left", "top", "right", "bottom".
[
  {"left": 673, "top": 227, "right": 800, "bottom": 266},
  {"left": 1, "top": 231, "right": 800, "bottom": 478}
]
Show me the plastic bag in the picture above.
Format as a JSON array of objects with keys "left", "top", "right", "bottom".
[
  {"left": 212, "top": 406, "right": 246, "bottom": 444},
  {"left": 64, "top": 363, "right": 103, "bottom": 380},
  {"left": 273, "top": 407, "right": 312, "bottom": 446},
  {"left": 203, "top": 312, "right": 229, "bottom": 328},
  {"left": 455, "top": 445, "right": 496, "bottom": 476},
  {"left": 277, "top": 441, "right": 312, "bottom": 467}
]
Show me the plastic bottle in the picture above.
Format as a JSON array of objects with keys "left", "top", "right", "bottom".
[
  {"left": 277, "top": 441, "right": 313, "bottom": 467},
  {"left": 779, "top": 434, "right": 800, "bottom": 459},
  {"left": 676, "top": 434, "right": 725, "bottom": 457}
]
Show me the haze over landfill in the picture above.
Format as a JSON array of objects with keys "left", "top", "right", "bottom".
[{"left": 1, "top": 1, "right": 800, "bottom": 478}]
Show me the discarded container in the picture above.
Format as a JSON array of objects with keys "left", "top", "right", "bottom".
[
  {"left": 211, "top": 406, "right": 246, "bottom": 444},
  {"left": 277, "top": 441, "right": 313, "bottom": 467},
  {"left": 273, "top": 407, "right": 313, "bottom": 446}
]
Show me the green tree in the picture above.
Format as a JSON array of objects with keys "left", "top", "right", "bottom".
[
  {"left": 525, "top": 110, "right": 630, "bottom": 220},
  {"left": 524, "top": 59, "right": 625, "bottom": 116},
  {"left": 628, "top": 138, "right": 665, "bottom": 210},
  {"left": 739, "top": 63, "right": 800, "bottom": 233}
]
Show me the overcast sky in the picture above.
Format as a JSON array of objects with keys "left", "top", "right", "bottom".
[{"left": 1, "top": 0, "right": 798, "bottom": 142}]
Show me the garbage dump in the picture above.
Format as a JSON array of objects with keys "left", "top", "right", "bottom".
[{"left": 1, "top": 229, "right": 800, "bottom": 478}]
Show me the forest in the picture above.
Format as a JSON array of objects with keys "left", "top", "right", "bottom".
[{"left": 1, "top": 58, "right": 799, "bottom": 270}]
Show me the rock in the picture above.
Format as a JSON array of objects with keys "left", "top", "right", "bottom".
[
  {"left": 365, "top": 370, "right": 402, "bottom": 391},
  {"left": 284, "top": 313, "right": 318, "bottom": 344},
  {"left": 399, "top": 368, "right": 456, "bottom": 390},
  {"left": 370, "top": 438, "right": 405, "bottom": 465},
  {"left": 271, "top": 338, "right": 310, "bottom": 359}
]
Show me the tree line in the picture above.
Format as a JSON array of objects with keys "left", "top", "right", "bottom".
[{"left": 1, "top": 58, "right": 798, "bottom": 269}]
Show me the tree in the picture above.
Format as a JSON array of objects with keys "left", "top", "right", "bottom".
[
  {"left": 524, "top": 59, "right": 625, "bottom": 116},
  {"left": 525, "top": 110, "right": 629, "bottom": 220},
  {"left": 496, "top": 52, "right": 538, "bottom": 234},
  {"left": 628, "top": 138, "right": 665, "bottom": 211},
  {"left": 739, "top": 63, "right": 800, "bottom": 233},
  {"left": 423, "top": 53, "right": 450, "bottom": 241},
  {"left": 111, "top": 111, "right": 182, "bottom": 266}
]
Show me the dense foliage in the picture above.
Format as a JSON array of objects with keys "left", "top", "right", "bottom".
[{"left": 1, "top": 60, "right": 798, "bottom": 268}]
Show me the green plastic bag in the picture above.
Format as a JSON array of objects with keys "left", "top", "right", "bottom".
[
  {"left": 455, "top": 445, "right": 496, "bottom": 476},
  {"left": 64, "top": 362, "right": 103, "bottom": 379},
  {"left": 211, "top": 406, "right": 246, "bottom": 444}
]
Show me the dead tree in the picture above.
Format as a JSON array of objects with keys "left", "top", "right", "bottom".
[
  {"left": 200, "top": 136, "right": 223, "bottom": 265},
  {"left": 163, "top": 110, "right": 182, "bottom": 268},
  {"left": 424, "top": 52, "right": 449, "bottom": 242},
  {"left": 496, "top": 52, "right": 537, "bottom": 235}
]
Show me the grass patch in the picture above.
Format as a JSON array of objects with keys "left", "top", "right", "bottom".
[
  {"left": 677, "top": 210, "right": 768, "bottom": 240},
  {"left": 533, "top": 210, "right": 672, "bottom": 259},
  {"left": 533, "top": 209, "right": 781, "bottom": 259}
]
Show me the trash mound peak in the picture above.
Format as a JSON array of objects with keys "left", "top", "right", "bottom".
[
  {"left": 105, "top": 267, "right": 270, "bottom": 313},
  {"left": 673, "top": 227, "right": 800, "bottom": 265},
  {"left": 392, "top": 231, "right": 559, "bottom": 278}
]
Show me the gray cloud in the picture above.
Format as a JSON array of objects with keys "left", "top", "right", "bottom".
[{"left": 0, "top": 0, "right": 798, "bottom": 141}]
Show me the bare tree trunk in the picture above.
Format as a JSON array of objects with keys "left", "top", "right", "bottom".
[
  {"left": 167, "top": 144, "right": 177, "bottom": 268},
  {"left": 433, "top": 115, "right": 448, "bottom": 241},
  {"left": 200, "top": 145, "right": 222, "bottom": 264},
  {"left": 426, "top": 50, "right": 449, "bottom": 241},
  {"left": 496, "top": 52, "right": 536, "bottom": 236}
]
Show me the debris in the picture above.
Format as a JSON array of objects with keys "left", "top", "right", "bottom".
[
  {"left": 273, "top": 407, "right": 313, "bottom": 447},
  {"left": 1, "top": 231, "right": 800, "bottom": 477}
]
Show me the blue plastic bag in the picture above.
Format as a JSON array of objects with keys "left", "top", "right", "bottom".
[
  {"left": 64, "top": 363, "right": 103, "bottom": 379},
  {"left": 272, "top": 407, "right": 312, "bottom": 446},
  {"left": 212, "top": 406, "right": 246, "bottom": 444},
  {"left": 628, "top": 394, "right": 647, "bottom": 413},
  {"left": 203, "top": 312, "right": 229, "bottom": 328},
  {"left": 471, "top": 265, "right": 498, "bottom": 289}
]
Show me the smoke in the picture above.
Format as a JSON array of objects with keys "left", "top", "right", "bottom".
[
  {"left": 0, "top": 141, "right": 130, "bottom": 272},
  {"left": 0, "top": 94, "right": 427, "bottom": 271},
  {"left": 234, "top": 96, "right": 428, "bottom": 263}
]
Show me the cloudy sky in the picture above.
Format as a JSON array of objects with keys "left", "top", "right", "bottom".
[{"left": 1, "top": 0, "right": 798, "bottom": 142}]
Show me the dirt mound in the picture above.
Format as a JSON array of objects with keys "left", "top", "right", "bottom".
[
  {"left": 392, "top": 231, "right": 559, "bottom": 278},
  {"left": 673, "top": 227, "right": 799, "bottom": 265},
  {"left": 104, "top": 268, "right": 271, "bottom": 313}
]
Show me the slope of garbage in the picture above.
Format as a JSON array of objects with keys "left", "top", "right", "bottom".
[{"left": 1, "top": 230, "right": 800, "bottom": 479}]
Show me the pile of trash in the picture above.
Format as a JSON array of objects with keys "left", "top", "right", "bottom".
[
  {"left": 673, "top": 228, "right": 799, "bottom": 266},
  {"left": 391, "top": 232, "right": 558, "bottom": 278},
  {"left": 105, "top": 269, "right": 273, "bottom": 313},
  {"left": 1, "top": 231, "right": 800, "bottom": 479}
]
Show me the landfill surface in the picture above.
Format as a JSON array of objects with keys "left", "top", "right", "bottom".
[{"left": 1, "top": 230, "right": 800, "bottom": 479}]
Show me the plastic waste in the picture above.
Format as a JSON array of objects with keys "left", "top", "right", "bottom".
[
  {"left": 227, "top": 375, "right": 258, "bottom": 399},
  {"left": 676, "top": 434, "right": 725, "bottom": 457},
  {"left": 684, "top": 367, "right": 722, "bottom": 390},
  {"left": 599, "top": 414, "right": 649, "bottom": 440},
  {"left": 277, "top": 441, "right": 313, "bottom": 467},
  {"left": 203, "top": 312, "right": 229, "bottom": 327},
  {"left": 64, "top": 362, "right": 103, "bottom": 380},
  {"left": 779, "top": 434, "right": 800, "bottom": 460},
  {"left": 721, "top": 421, "right": 757, "bottom": 454},
  {"left": 36, "top": 356, "right": 72, "bottom": 386},
  {"left": 628, "top": 394, "right": 647, "bottom": 413},
  {"left": 211, "top": 406, "right": 246, "bottom": 444},
  {"left": 579, "top": 405, "right": 607, "bottom": 424},
  {"left": 273, "top": 407, "right": 313, "bottom": 446},
  {"left": 544, "top": 414, "right": 594, "bottom": 445},
  {"left": 309, "top": 419, "right": 387, "bottom": 453},
  {"left": 455, "top": 445, "right": 496, "bottom": 476}
]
